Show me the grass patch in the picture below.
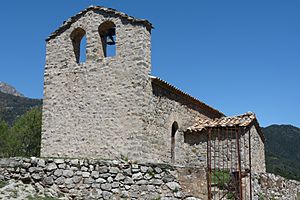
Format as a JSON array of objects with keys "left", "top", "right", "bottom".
[
  {"left": 0, "top": 180, "right": 8, "bottom": 188},
  {"left": 172, "top": 187, "right": 179, "bottom": 193},
  {"left": 211, "top": 169, "right": 230, "bottom": 189},
  {"left": 121, "top": 155, "right": 129, "bottom": 162},
  {"left": 258, "top": 192, "right": 265, "bottom": 200},
  {"left": 226, "top": 192, "right": 234, "bottom": 199},
  {"left": 147, "top": 170, "right": 155, "bottom": 178}
]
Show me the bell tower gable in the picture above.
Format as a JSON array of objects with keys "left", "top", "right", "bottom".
[{"left": 41, "top": 6, "right": 153, "bottom": 159}]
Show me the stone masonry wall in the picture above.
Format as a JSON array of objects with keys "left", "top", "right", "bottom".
[
  {"left": 253, "top": 172, "right": 300, "bottom": 200},
  {"left": 41, "top": 7, "right": 265, "bottom": 172},
  {"left": 0, "top": 158, "right": 207, "bottom": 200},
  {"left": 250, "top": 126, "right": 265, "bottom": 173},
  {"left": 0, "top": 158, "right": 297, "bottom": 200},
  {"left": 41, "top": 8, "right": 222, "bottom": 164},
  {"left": 41, "top": 10, "right": 153, "bottom": 161},
  {"left": 0, "top": 158, "right": 300, "bottom": 200},
  {"left": 138, "top": 82, "right": 214, "bottom": 165}
]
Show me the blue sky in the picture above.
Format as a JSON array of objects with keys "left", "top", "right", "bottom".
[{"left": 0, "top": 0, "right": 299, "bottom": 127}]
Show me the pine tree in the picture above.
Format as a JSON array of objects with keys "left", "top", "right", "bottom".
[{"left": 9, "top": 107, "right": 42, "bottom": 157}]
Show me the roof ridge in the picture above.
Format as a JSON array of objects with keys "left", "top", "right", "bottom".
[{"left": 221, "top": 112, "right": 255, "bottom": 119}]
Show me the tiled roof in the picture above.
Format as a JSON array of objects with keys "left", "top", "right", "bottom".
[
  {"left": 46, "top": 6, "right": 153, "bottom": 41},
  {"left": 150, "top": 76, "right": 225, "bottom": 118},
  {"left": 186, "top": 112, "right": 265, "bottom": 142},
  {"left": 186, "top": 112, "right": 257, "bottom": 132}
]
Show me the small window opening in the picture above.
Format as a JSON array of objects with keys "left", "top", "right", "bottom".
[
  {"left": 99, "top": 21, "right": 116, "bottom": 57},
  {"left": 70, "top": 28, "right": 86, "bottom": 63},
  {"left": 79, "top": 35, "right": 86, "bottom": 63},
  {"left": 171, "top": 121, "right": 179, "bottom": 163}
]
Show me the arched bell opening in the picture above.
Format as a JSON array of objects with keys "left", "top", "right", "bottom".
[
  {"left": 70, "top": 27, "right": 86, "bottom": 63},
  {"left": 98, "top": 21, "right": 116, "bottom": 58}
]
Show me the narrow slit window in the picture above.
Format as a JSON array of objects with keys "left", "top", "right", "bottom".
[
  {"left": 171, "top": 121, "right": 179, "bottom": 163},
  {"left": 70, "top": 28, "right": 86, "bottom": 63},
  {"left": 99, "top": 21, "right": 116, "bottom": 57}
]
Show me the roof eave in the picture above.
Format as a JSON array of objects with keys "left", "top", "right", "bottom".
[{"left": 150, "top": 76, "right": 225, "bottom": 119}]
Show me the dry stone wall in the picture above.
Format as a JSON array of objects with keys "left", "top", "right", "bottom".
[
  {"left": 253, "top": 172, "right": 300, "bottom": 200},
  {"left": 1, "top": 158, "right": 298, "bottom": 200},
  {"left": 0, "top": 157, "right": 206, "bottom": 200}
]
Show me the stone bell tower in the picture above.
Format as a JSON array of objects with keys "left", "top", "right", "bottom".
[{"left": 41, "top": 6, "right": 153, "bottom": 159}]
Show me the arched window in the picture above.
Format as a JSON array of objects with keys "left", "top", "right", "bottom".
[
  {"left": 70, "top": 28, "right": 86, "bottom": 63},
  {"left": 171, "top": 121, "right": 179, "bottom": 163},
  {"left": 98, "top": 21, "right": 116, "bottom": 57}
]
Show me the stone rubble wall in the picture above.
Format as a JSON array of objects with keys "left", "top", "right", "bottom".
[
  {"left": 41, "top": 9, "right": 153, "bottom": 161},
  {"left": 249, "top": 127, "right": 265, "bottom": 173},
  {"left": 0, "top": 157, "right": 205, "bottom": 200},
  {"left": 143, "top": 81, "right": 212, "bottom": 166},
  {"left": 1, "top": 158, "right": 298, "bottom": 200},
  {"left": 253, "top": 172, "right": 300, "bottom": 200}
]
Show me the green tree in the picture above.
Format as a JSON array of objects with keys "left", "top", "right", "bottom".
[
  {"left": 9, "top": 107, "right": 42, "bottom": 157},
  {"left": 0, "top": 118, "right": 10, "bottom": 157}
]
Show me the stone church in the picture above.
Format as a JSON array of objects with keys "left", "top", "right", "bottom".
[{"left": 41, "top": 6, "right": 265, "bottom": 176}]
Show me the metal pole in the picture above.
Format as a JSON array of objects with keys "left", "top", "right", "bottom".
[
  {"left": 207, "top": 129, "right": 212, "bottom": 200},
  {"left": 236, "top": 127, "right": 243, "bottom": 200},
  {"left": 243, "top": 128, "right": 247, "bottom": 199},
  {"left": 248, "top": 128, "right": 252, "bottom": 200}
]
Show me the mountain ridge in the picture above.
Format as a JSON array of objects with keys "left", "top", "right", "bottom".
[
  {"left": 0, "top": 91, "right": 42, "bottom": 125},
  {"left": 263, "top": 124, "right": 300, "bottom": 181},
  {"left": 0, "top": 81, "right": 24, "bottom": 97}
]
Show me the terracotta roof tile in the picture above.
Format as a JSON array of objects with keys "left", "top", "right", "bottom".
[{"left": 186, "top": 112, "right": 257, "bottom": 132}]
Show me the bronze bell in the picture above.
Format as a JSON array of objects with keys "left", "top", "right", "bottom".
[
  {"left": 106, "top": 28, "right": 116, "bottom": 45},
  {"left": 106, "top": 35, "right": 115, "bottom": 45}
]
